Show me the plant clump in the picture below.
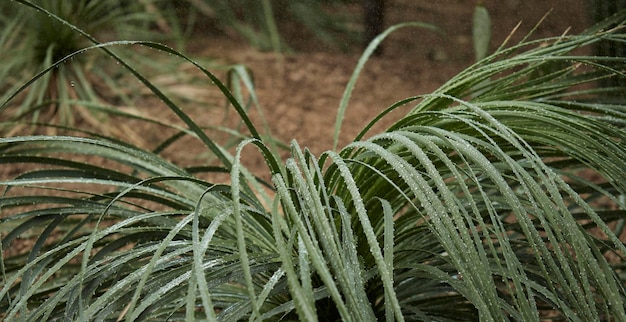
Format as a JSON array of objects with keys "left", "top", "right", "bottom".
[{"left": 1, "top": 1, "right": 626, "bottom": 321}]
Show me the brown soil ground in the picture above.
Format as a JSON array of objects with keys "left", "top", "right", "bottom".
[
  {"left": 0, "top": 0, "right": 594, "bottom": 254},
  {"left": 1, "top": 0, "right": 593, "bottom": 177},
  {"left": 173, "top": 0, "right": 591, "bottom": 173}
]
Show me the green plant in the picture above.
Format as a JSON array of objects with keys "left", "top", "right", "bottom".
[
  {"left": 0, "top": 0, "right": 181, "bottom": 130},
  {"left": 2, "top": 1, "right": 626, "bottom": 320}
]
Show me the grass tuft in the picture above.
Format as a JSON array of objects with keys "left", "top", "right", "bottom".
[{"left": 1, "top": 2, "right": 626, "bottom": 320}]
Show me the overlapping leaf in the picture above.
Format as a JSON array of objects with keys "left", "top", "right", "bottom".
[{"left": 1, "top": 2, "right": 626, "bottom": 320}]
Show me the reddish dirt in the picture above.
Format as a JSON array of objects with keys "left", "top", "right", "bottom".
[
  {"left": 0, "top": 1, "right": 593, "bottom": 178},
  {"left": 175, "top": 0, "right": 591, "bottom": 171},
  {"left": 1, "top": 1, "right": 594, "bottom": 201}
]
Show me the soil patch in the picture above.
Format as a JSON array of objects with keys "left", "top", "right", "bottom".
[{"left": 181, "top": 0, "right": 590, "bottom": 166}]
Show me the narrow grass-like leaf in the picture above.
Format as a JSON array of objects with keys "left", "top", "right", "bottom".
[
  {"left": 333, "top": 22, "right": 438, "bottom": 151},
  {"left": 473, "top": 4, "right": 491, "bottom": 62},
  {"left": 325, "top": 150, "right": 404, "bottom": 321},
  {"left": 271, "top": 174, "right": 319, "bottom": 321},
  {"left": 231, "top": 138, "right": 261, "bottom": 320}
]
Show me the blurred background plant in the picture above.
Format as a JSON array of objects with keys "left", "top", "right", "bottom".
[
  {"left": 182, "top": 0, "right": 361, "bottom": 52},
  {"left": 0, "top": 0, "right": 362, "bottom": 141},
  {"left": 0, "top": 0, "right": 187, "bottom": 133},
  {"left": 589, "top": 0, "right": 626, "bottom": 96}
]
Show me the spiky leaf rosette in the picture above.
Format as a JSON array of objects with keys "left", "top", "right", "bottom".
[{"left": 2, "top": 3, "right": 626, "bottom": 321}]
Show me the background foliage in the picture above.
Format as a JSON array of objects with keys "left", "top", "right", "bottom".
[
  {"left": 183, "top": 0, "right": 359, "bottom": 52},
  {"left": 0, "top": 0, "right": 184, "bottom": 129},
  {"left": 590, "top": 0, "right": 626, "bottom": 92}
]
